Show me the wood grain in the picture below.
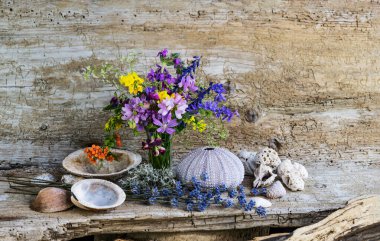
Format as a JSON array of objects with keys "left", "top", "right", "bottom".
[
  {"left": 0, "top": 163, "right": 379, "bottom": 240},
  {"left": 1, "top": 1, "right": 380, "bottom": 167}
]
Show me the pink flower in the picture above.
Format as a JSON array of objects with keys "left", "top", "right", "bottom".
[{"left": 173, "top": 94, "right": 188, "bottom": 119}]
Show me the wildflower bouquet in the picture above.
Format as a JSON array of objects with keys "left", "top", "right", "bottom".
[{"left": 84, "top": 49, "right": 238, "bottom": 169}]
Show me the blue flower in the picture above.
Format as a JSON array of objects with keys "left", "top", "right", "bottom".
[
  {"left": 175, "top": 181, "right": 184, "bottom": 197},
  {"left": 131, "top": 184, "right": 140, "bottom": 195},
  {"left": 228, "top": 189, "right": 237, "bottom": 198},
  {"left": 219, "top": 183, "right": 227, "bottom": 192},
  {"left": 161, "top": 188, "right": 171, "bottom": 197},
  {"left": 186, "top": 203, "right": 194, "bottom": 211},
  {"left": 191, "top": 176, "right": 201, "bottom": 190},
  {"left": 261, "top": 187, "right": 267, "bottom": 196},
  {"left": 198, "top": 201, "right": 207, "bottom": 212},
  {"left": 170, "top": 198, "right": 179, "bottom": 208},
  {"left": 251, "top": 188, "right": 260, "bottom": 196},
  {"left": 152, "top": 186, "right": 159, "bottom": 197},
  {"left": 205, "top": 190, "right": 213, "bottom": 200},
  {"left": 200, "top": 172, "right": 209, "bottom": 181},
  {"left": 148, "top": 197, "right": 157, "bottom": 205},
  {"left": 244, "top": 200, "right": 255, "bottom": 212},
  {"left": 222, "top": 199, "right": 234, "bottom": 208},
  {"left": 237, "top": 195, "right": 247, "bottom": 206},
  {"left": 214, "top": 195, "right": 222, "bottom": 204},
  {"left": 256, "top": 206, "right": 267, "bottom": 217}
]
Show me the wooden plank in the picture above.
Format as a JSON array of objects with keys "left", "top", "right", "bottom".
[
  {"left": 0, "top": 163, "right": 379, "bottom": 241},
  {"left": 253, "top": 195, "right": 380, "bottom": 241},
  {"left": 1, "top": 1, "right": 380, "bottom": 166}
]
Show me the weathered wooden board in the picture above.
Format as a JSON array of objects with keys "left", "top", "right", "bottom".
[
  {"left": 0, "top": 163, "right": 379, "bottom": 241},
  {"left": 1, "top": 1, "right": 380, "bottom": 167},
  {"left": 253, "top": 195, "right": 380, "bottom": 241}
]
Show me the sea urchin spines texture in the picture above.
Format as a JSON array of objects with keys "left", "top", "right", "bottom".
[{"left": 176, "top": 147, "right": 244, "bottom": 188}]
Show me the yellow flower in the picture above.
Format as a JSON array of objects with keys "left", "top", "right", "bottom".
[
  {"left": 119, "top": 72, "right": 144, "bottom": 95},
  {"left": 158, "top": 90, "right": 174, "bottom": 102},
  {"left": 184, "top": 116, "right": 207, "bottom": 133}
]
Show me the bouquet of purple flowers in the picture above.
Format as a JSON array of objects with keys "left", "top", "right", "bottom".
[{"left": 84, "top": 49, "right": 238, "bottom": 169}]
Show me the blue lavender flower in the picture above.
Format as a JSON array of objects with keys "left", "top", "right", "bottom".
[
  {"left": 198, "top": 201, "right": 208, "bottom": 212},
  {"left": 205, "top": 190, "right": 213, "bottom": 200},
  {"left": 186, "top": 203, "right": 194, "bottom": 211},
  {"left": 256, "top": 206, "right": 267, "bottom": 217},
  {"left": 222, "top": 199, "right": 234, "bottom": 208},
  {"left": 261, "top": 187, "right": 267, "bottom": 196},
  {"left": 214, "top": 195, "right": 222, "bottom": 204},
  {"left": 228, "top": 189, "right": 237, "bottom": 198},
  {"left": 251, "top": 188, "right": 260, "bottom": 196},
  {"left": 161, "top": 188, "right": 171, "bottom": 197},
  {"left": 213, "top": 186, "right": 221, "bottom": 196},
  {"left": 180, "top": 56, "right": 201, "bottom": 78},
  {"left": 191, "top": 176, "right": 201, "bottom": 190},
  {"left": 237, "top": 195, "right": 247, "bottom": 206},
  {"left": 244, "top": 200, "right": 255, "bottom": 212},
  {"left": 152, "top": 186, "right": 159, "bottom": 197},
  {"left": 148, "top": 197, "right": 157, "bottom": 205},
  {"left": 131, "top": 183, "right": 140, "bottom": 195},
  {"left": 175, "top": 181, "right": 184, "bottom": 197},
  {"left": 200, "top": 172, "right": 209, "bottom": 181},
  {"left": 219, "top": 183, "right": 227, "bottom": 192},
  {"left": 170, "top": 197, "right": 179, "bottom": 208}
]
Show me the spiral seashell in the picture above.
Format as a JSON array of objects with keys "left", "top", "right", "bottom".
[
  {"left": 176, "top": 146, "right": 245, "bottom": 188},
  {"left": 266, "top": 181, "right": 286, "bottom": 199}
]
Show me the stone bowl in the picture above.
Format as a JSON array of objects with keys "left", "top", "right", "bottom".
[
  {"left": 71, "top": 178, "right": 126, "bottom": 211},
  {"left": 62, "top": 149, "right": 141, "bottom": 179}
]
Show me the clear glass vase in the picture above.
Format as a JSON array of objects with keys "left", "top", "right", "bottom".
[{"left": 146, "top": 132, "right": 172, "bottom": 169}]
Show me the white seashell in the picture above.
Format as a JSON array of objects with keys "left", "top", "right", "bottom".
[
  {"left": 71, "top": 179, "right": 126, "bottom": 211},
  {"left": 177, "top": 147, "right": 245, "bottom": 188},
  {"left": 248, "top": 197, "right": 272, "bottom": 208},
  {"left": 293, "top": 162, "right": 309, "bottom": 179},
  {"left": 61, "top": 174, "right": 84, "bottom": 185},
  {"left": 63, "top": 149, "right": 141, "bottom": 179},
  {"left": 266, "top": 181, "right": 286, "bottom": 199},
  {"left": 32, "top": 173, "right": 57, "bottom": 184},
  {"left": 277, "top": 159, "right": 307, "bottom": 191},
  {"left": 237, "top": 150, "right": 256, "bottom": 176},
  {"left": 253, "top": 147, "right": 281, "bottom": 169}
]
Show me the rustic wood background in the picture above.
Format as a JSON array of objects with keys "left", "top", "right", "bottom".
[{"left": 1, "top": 0, "right": 380, "bottom": 169}]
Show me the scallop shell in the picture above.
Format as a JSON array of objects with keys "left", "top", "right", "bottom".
[
  {"left": 176, "top": 146, "right": 245, "bottom": 188},
  {"left": 266, "top": 181, "right": 286, "bottom": 199},
  {"left": 71, "top": 179, "right": 126, "bottom": 211},
  {"left": 31, "top": 187, "right": 73, "bottom": 213},
  {"left": 63, "top": 149, "right": 141, "bottom": 179}
]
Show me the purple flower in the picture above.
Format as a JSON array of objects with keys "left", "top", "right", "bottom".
[
  {"left": 121, "top": 97, "right": 151, "bottom": 131},
  {"left": 173, "top": 58, "right": 182, "bottom": 68},
  {"left": 153, "top": 113, "right": 178, "bottom": 135},
  {"left": 110, "top": 96, "right": 119, "bottom": 107},
  {"left": 179, "top": 75, "right": 198, "bottom": 92},
  {"left": 158, "top": 48, "right": 168, "bottom": 58},
  {"left": 147, "top": 69, "right": 156, "bottom": 81},
  {"left": 158, "top": 98, "right": 175, "bottom": 116},
  {"left": 145, "top": 87, "right": 160, "bottom": 101},
  {"left": 173, "top": 94, "right": 188, "bottom": 119}
]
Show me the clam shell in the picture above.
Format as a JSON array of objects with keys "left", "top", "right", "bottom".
[
  {"left": 31, "top": 187, "right": 73, "bottom": 213},
  {"left": 71, "top": 179, "right": 126, "bottom": 210},
  {"left": 266, "top": 181, "right": 286, "bottom": 199},
  {"left": 63, "top": 149, "right": 141, "bottom": 178}
]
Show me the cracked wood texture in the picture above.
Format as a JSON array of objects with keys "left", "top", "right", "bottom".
[
  {"left": 0, "top": 164, "right": 379, "bottom": 241},
  {"left": 1, "top": 0, "right": 380, "bottom": 240},
  {"left": 1, "top": 0, "right": 380, "bottom": 168}
]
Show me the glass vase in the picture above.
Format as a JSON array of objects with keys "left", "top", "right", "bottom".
[{"left": 146, "top": 132, "right": 172, "bottom": 169}]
